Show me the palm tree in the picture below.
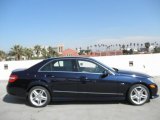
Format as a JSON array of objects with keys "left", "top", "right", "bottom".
[
  {"left": 0, "top": 50, "right": 6, "bottom": 61},
  {"left": 34, "top": 45, "right": 41, "bottom": 58},
  {"left": 151, "top": 43, "right": 154, "bottom": 46},
  {"left": 133, "top": 43, "right": 136, "bottom": 48},
  {"left": 47, "top": 46, "right": 58, "bottom": 57},
  {"left": 145, "top": 42, "right": 150, "bottom": 52},
  {"left": 156, "top": 42, "right": 159, "bottom": 47},
  {"left": 98, "top": 44, "right": 101, "bottom": 51},
  {"left": 41, "top": 48, "right": 48, "bottom": 59},
  {"left": 85, "top": 49, "right": 91, "bottom": 55},
  {"left": 100, "top": 44, "right": 103, "bottom": 51},
  {"left": 119, "top": 44, "right": 121, "bottom": 50},
  {"left": 154, "top": 42, "right": 157, "bottom": 47},
  {"left": 94, "top": 45, "right": 97, "bottom": 51},
  {"left": 9, "top": 45, "right": 24, "bottom": 60},
  {"left": 108, "top": 45, "right": 111, "bottom": 50},
  {"left": 157, "top": 43, "right": 159, "bottom": 47},
  {"left": 105, "top": 45, "right": 108, "bottom": 51},
  {"left": 24, "top": 48, "right": 33, "bottom": 60},
  {"left": 115, "top": 44, "right": 118, "bottom": 50},
  {"left": 110, "top": 45, "right": 113, "bottom": 50},
  {"left": 137, "top": 43, "right": 139, "bottom": 51},
  {"left": 122, "top": 44, "right": 125, "bottom": 50},
  {"left": 98, "top": 44, "right": 101, "bottom": 56}
]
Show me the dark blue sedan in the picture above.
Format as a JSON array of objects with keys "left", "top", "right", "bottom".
[{"left": 7, "top": 57, "right": 158, "bottom": 107}]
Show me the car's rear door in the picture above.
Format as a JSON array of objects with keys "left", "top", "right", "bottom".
[{"left": 39, "top": 58, "right": 78, "bottom": 100}]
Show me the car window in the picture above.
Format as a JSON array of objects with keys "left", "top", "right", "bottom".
[
  {"left": 77, "top": 60, "right": 105, "bottom": 73},
  {"left": 54, "top": 61, "right": 64, "bottom": 67},
  {"left": 40, "top": 60, "right": 74, "bottom": 72}
]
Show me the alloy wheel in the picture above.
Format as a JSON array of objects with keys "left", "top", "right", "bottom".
[
  {"left": 129, "top": 85, "right": 149, "bottom": 105},
  {"left": 28, "top": 86, "right": 50, "bottom": 107}
]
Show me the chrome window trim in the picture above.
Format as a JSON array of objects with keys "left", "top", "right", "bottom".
[
  {"left": 53, "top": 90, "right": 123, "bottom": 95},
  {"left": 39, "top": 70, "right": 102, "bottom": 75},
  {"left": 38, "top": 58, "right": 115, "bottom": 75}
]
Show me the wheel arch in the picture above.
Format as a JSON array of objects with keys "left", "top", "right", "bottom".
[{"left": 26, "top": 81, "right": 52, "bottom": 99}]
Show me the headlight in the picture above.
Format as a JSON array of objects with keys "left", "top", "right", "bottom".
[{"left": 147, "top": 77, "right": 155, "bottom": 83}]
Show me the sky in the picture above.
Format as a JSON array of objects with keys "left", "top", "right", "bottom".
[{"left": 0, "top": 0, "right": 160, "bottom": 51}]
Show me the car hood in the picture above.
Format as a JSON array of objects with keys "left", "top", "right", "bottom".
[{"left": 116, "top": 70, "right": 151, "bottom": 78}]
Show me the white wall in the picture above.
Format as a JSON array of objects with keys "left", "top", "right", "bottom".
[
  {"left": 0, "top": 60, "right": 42, "bottom": 80},
  {"left": 0, "top": 53, "right": 160, "bottom": 81},
  {"left": 92, "top": 53, "right": 160, "bottom": 77}
]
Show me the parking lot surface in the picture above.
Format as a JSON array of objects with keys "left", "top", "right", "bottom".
[{"left": 0, "top": 77, "right": 160, "bottom": 120}]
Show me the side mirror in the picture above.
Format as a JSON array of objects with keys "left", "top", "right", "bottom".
[
  {"left": 113, "top": 67, "right": 118, "bottom": 72},
  {"left": 101, "top": 70, "right": 109, "bottom": 78}
]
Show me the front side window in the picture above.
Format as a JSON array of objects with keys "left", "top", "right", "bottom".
[
  {"left": 77, "top": 60, "right": 105, "bottom": 73},
  {"left": 40, "top": 59, "right": 74, "bottom": 72}
]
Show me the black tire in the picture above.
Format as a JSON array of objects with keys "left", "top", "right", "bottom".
[
  {"left": 28, "top": 86, "right": 51, "bottom": 107},
  {"left": 128, "top": 84, "right": 150, "bottom": 106}
]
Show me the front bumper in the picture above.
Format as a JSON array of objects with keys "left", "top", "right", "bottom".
[
  {"left": 151, "top": 94, "right": 159, "bottom": 99},
  {"left": 149, "top": 83, "right": 158, "bottom": 99}
]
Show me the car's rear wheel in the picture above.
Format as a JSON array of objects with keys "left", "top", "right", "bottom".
[
  {"left": 28, "top": 86, "right": 51, "bottom": 107},
  {"left": 128, "top": 84, "right": 150, "bottom": 105}
]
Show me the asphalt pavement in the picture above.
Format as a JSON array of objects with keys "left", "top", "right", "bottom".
[{"left": 0, "top": 77, "right": 160, "bottom": 120}]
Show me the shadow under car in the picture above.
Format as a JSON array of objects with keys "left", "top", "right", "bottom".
[{"left": 3, "top": 94, "right": 128, "bottom": 106}]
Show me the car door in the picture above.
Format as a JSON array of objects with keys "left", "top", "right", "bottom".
[
  {"left": 39, "top": 58, "right": 78, "bottom": 100},
  {"left": 75, "top": 59, "right": 119, "bottom": 100}
]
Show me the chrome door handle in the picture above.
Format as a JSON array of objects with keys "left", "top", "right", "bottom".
[
  {"left": 80, "top": 76, "right": 88, "bottom": 80},
  {"left": 45, "top": 74, "right": 55, "bottom": 78},
  {"left": 50, "top": 75, "right": 55, "bottom": 78}
]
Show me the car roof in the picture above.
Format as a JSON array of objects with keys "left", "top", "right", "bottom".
[{"left": 46, "top": 56, "right": 94, "bottom": 60}]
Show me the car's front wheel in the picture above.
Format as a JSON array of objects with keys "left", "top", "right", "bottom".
[
  {"left": 128, "top": 84, "right": 150, "bottom": 105},
  {"left": 28, "top": 86, "right": 51, "bottom": 107}
]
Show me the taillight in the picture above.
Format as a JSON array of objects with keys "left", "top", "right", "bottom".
[{"left": 9, "top": 75, "right": 18, "bottom": 83}]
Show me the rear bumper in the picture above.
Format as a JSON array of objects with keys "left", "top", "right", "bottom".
[{"left": 7, "top": 84, "right": 26, "bottom": 98}]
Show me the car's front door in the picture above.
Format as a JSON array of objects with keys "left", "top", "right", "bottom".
[{"left": 75, "top": 59, "right": 120, "bottom": 100}]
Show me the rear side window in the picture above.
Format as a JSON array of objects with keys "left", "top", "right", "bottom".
[{"left": 40, "top": 59, "right": 74, "bottom": 72}]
